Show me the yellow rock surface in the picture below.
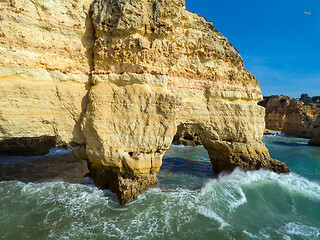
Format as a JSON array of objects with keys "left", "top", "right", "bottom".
[{"left": 0, "top": 0, "right": 93, "bottom": 147}]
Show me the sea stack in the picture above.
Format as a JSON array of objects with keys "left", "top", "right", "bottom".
[{"left": 0, "top": 0, "right": 289, "bottom": 204}]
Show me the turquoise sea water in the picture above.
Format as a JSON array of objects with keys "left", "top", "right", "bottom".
[{"left": 0, "top": 135, "right": 319, "bottom": 240}]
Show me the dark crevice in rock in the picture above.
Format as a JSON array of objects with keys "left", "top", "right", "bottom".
[
  {"left": 0, "top": 136, "right": 56, "bottom": 156},
  {"left": 71, "top": 3, "right": 98, "bottom": 160},
  {"left": 82, "top": 5, "right": 96, "bottom": 74}
]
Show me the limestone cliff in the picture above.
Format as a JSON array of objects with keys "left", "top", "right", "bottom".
[
  {"left": 259, "top": 95, "right": 320, "bottom": 145},
  {"left": 0, "top": 0, "right": 94, "bottom": 155},
  {"left": 0, "top": 0, "right": 289, "bottom": 204}
]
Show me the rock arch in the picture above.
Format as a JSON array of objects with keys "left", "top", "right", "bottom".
[
  {"left": 0, "top": 0, "right": 289, "bottom": 205},
  {"left": 81, "top": 74, "right": 289, "bottom": 204},
  {"left": 79, "top": 0, "right": 289, "bottom": 204}
]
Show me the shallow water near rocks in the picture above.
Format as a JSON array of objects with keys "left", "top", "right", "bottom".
[{"left": 0, "top": 135, "right": 319, "bottom": 240}]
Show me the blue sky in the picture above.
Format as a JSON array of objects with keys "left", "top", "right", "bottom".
[{"left": 186, "top": 0, "right": 320, "bottom": 98}]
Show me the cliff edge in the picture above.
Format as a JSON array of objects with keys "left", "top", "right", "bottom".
[{"left": 0, "top": 0, "right": 289, "bottom": 204}]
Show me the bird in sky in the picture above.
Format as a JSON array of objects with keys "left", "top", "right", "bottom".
[{"left": 304, "top": 11, "right": 311, "bottom": 16}]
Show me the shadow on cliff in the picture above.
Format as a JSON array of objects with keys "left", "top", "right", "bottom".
[
  {"left": 70, "top": 4, "right": 97, "bottom": 154},
  {"left": 70, "top": 88, "right": 90, "bottom": 152},
  {"left": 81, "top": 9, "right": 96, "bottom": 73}
]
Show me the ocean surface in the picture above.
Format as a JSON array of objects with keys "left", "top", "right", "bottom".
[{"left": 0, "top": 135, "right": 319, "bottom": 240}]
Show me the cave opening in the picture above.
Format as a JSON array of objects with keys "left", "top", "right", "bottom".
[
  {"left": 0, "top": 136, "right": 57, "bottom": 156},
  {"left": 0, "top": 138, "right": 88, "bottom": 184}
]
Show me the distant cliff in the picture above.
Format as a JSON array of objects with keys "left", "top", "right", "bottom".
[{"left": 259, "top": 95, "right": 320, "bottom": 145}]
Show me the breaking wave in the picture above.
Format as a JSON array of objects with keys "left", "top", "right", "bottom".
[{"left": 0, "top": 168, "right": 319, "bottom": 240}]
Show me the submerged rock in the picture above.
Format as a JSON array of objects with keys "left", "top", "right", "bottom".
[{"left": 0, "top": 0, "right": 289, "bottom": 204}]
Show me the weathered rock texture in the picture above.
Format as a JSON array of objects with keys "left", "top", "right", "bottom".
[
  {"left": 173, "top": 124, "right": 202, "bottom": 146},
  {"left": 259, "top": 95, "right": 320, "bottom": 145},
  {"left": 0, "top": 0, "right": 289, "bottom": 204}
]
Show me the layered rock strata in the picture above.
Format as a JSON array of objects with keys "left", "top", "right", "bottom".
[
  {"left": 0, "top": 0, "right": 289, "bottom": 204},
  {"left": 0, "top": 0, "right": 94, "bottom": 153},
  {"left": 259, "top": 95, "right": 320, "bottom": 145}
]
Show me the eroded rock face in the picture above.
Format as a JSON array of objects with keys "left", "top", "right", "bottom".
[
  {"left": 0, "top": 0, "right": 289, "bottom": 204},
  {"left": 173, "top": 124, "right": 202, "bottom": 146},
  {"left": 259, "top": 95, "right": 320, "bottom": 145}
]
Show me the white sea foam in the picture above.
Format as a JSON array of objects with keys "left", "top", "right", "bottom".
[
  {"left": 243, "top": 230, "right": 255, "bottom": 238},
  {"left": 45, "top": 147, "right": 72, "bottom": 157},
  {"left": 279, "top": 222, "right": 320, "bottom": 239},
  {"left": 227, "top": 185, "right": 247, "bottom": 210},
  {"left": 169, "top": 144, "right": 204, "bottom": 149},
  {"left": 196, "top": 155, "right": 210, "bottom": 161},
  {"left": 203, "top": 168, "right": 320, "bottom": 201},
  {"left": 245, "top": 225, "right": 320, "bottom": 240},
  {"left": 198, "top": 206, "right": 230, "bottom": 229}
]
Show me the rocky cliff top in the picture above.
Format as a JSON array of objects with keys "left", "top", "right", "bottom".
[
  {"left": 259, "top": 95, "right": 320, "bottom": 123},
  {"left": 89, "top": 0, "right": 260, "bottom": 94}
]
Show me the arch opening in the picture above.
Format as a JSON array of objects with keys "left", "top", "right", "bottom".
[
  {"left": 160, "top": 142, "right": 212, "bottom": 190},
  {"left": 159, "top": 123, "right": 215, "bottom": 187}
]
